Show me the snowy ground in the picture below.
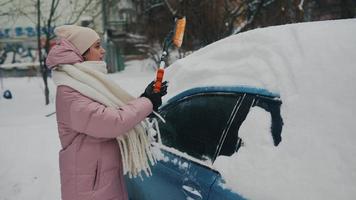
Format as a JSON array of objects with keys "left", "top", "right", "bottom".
[{"left": 1, "top": 19, "right": 356, "bottom": 200}]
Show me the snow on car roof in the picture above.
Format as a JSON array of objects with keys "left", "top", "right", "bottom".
[{"left": 164, "top": 18, "right": 356, "bottom": 102}]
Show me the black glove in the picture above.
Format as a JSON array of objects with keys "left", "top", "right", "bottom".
[{"left": 141, "top": 81, "right": 168, "bottom": 111}]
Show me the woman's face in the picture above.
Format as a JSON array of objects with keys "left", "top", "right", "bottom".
[{"left": 83, "top": 39, "right": 106, "bottom": 61}]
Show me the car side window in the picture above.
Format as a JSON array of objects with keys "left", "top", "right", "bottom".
[{"left": 158, "top": 94, "right": 241, "bottom": 161}]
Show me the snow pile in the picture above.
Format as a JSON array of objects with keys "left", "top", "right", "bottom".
[{"left": 166, "top": 19, "right": 356, "bottom": 199}]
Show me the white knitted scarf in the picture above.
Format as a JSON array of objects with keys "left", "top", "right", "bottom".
[{"left": 52, "top": 61, "right": 157, "bottom": 178}]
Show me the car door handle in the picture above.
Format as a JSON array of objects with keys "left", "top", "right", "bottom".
[{"left": 182, "top": 184, "right": 203, "bottom": 199}]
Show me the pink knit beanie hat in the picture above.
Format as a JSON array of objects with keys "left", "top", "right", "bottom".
[{"left": 54, "top": 25, "right": 100, "bottom": 54}]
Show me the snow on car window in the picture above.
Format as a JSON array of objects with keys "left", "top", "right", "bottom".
[
  {"left": 208, "top": 19, "right": 356, "bottom": 200},
  {"left": 214, "top": 106, "right": 276, "bottom": 199}
]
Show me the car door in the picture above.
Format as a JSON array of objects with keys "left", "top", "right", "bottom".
[
  {"left": 125, "top": 149, "right": 191, "bottom": 200},
  {"left": 160, "top": 93, "right": 249, "bottom": 200},
  {"left": 126, "top": 90, "right": 283, "bottom": 200},
  {"left": 126, "top": 92, "right": 246, "bottom": 199}
]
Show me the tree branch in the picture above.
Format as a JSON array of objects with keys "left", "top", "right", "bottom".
[
  {"left": 66, "top": 0, "right": 94, "bottom": 25},
  {"left": 0, "top": 0, "right": 12, "bottom": 7},
  {"left": 163, "top": 0, "right": 177, "bottom": 15},
  {"left": 14, "top": 6, "right": 37, "bottom": 24}
]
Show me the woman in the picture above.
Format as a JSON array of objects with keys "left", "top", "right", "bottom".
[{"left": 46, "top": 25, "right": 167, "bottom": 200}]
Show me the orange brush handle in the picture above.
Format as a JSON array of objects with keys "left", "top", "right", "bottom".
[
  {"left": 154, "top": 68, "right": 165, "bottom": 93},
  {"left": 173, "top": 17, "right": 186, "bottom": 48}
]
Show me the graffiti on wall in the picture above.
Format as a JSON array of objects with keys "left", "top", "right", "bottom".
[
  {"left": 0, "top": 26, "right": 54, "bottom": 67},
  {"left": 0, "top": 43, "right": 40, "bottom": 65},
  {"left": 0, "top": 26, "right": 54, "bottom": 39}
]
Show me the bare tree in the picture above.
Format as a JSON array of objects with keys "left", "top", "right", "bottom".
[
  {"left": 7, "top": 0, "right": 101, "bottom": 105},
  {"left": 38, "top": 0, "right": 59, "bottom": 105},
  {"left": 0, "top": 0, "right": 13, "bottom": 16}
]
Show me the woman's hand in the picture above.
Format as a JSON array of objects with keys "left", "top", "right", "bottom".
[{"left": 141, "top": 81, "right": 168, "bottom": 111}]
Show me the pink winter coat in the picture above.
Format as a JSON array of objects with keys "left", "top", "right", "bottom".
[{"left": 56, "top": 85, "right": 153, "bottom": 200}]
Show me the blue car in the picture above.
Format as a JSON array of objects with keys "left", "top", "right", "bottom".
[{"left": 125, "top": 86, "right": 283, "bottom": 200}]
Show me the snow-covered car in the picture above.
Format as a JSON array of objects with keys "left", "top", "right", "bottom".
[
  {"left": 126, "top": 86, "right": 283, "bottom": 200},
  {"left": 124, "top": 45, "right": 285, "bottom": 200},
  {"left": 126, "top": 19, "right": 356, "bottom": 200}
]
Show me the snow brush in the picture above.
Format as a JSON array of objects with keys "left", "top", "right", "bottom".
[{"left": 154, "top": 16, "right": 186, "bottom": 93}]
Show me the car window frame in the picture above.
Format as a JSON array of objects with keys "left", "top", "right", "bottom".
[
  {"left": 159, "top": 92, "right": 246, "bottom": 161},
  {"left": 153, "top": 88, "right": 283, "bottom": 170}
]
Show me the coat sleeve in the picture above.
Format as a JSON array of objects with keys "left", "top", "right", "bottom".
[{"left": 68, "top": 90, "right": 153, "bottom": 139}]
